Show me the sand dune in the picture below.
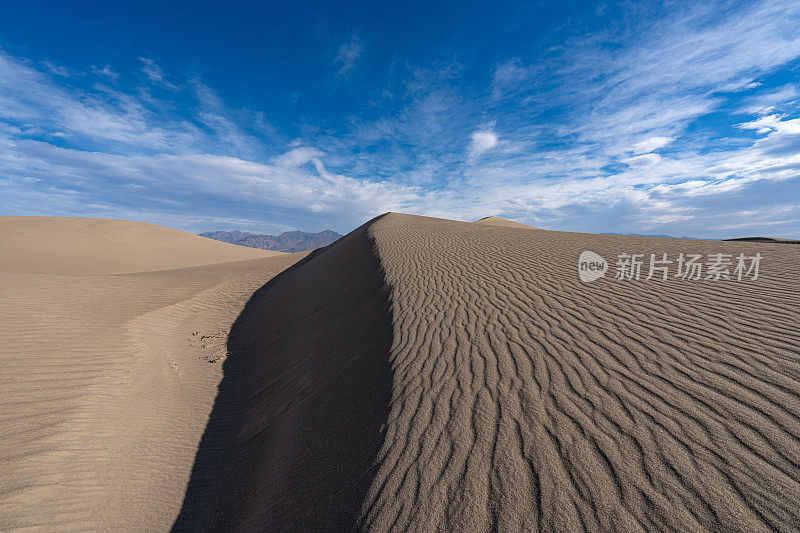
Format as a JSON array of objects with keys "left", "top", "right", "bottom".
[
  {"left": 360, "top": 215, "right": 800, "bottom": 531},
  {"left": 3, "top": 213, "right": 800, "bottom": 531},
  {"left": 0, "top": 216, "right": 275, "bottom": 275},
  {"left": 177, "top": 212, "right": 800, "bottom": 532},
  {"left": 474, "top": 215, "right": 539, "bottom": 229},
  {"left": 174, "top": 217, "right": 393, "bottom": 531},
  {"left": 0, "top": 217, "right": 304, "bottom": 530}
]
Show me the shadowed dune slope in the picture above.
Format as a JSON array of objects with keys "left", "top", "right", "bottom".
[
  {"left": 174, "top": 217, "right": 394, "bottom": 531},
  {"left": 0, "top": 216, "right": 277, "bottom": 274},
  {"left": 187, "top": 212, "right": 800, "bottom": 532}
]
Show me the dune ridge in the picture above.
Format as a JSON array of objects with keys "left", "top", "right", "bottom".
[
  {"left": 174, "top": 216, "right": 394, "bottom": 531},
  {"left": 181, "top": 212, "right": 800, "bottom": 532},
  {"left": 724, "top": 236, "right": 800, "bottom": 245}
]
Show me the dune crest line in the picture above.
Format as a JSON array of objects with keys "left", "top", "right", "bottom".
[{"left": 173, "top": 216, "right": 394, "bottom": 531}]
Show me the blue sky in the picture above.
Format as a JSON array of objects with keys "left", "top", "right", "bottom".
[{"left": 1, "top": 0, "right": 799, "bottom": 237}]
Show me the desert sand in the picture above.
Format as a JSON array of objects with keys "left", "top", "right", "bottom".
[
  {"left": 474, "top": 215, "right": 538, "bottom": 229},
  {"left": 0, "top": 216, "right": 305, "bottom": 530},
  {"left": 0, "top": 216, "right": 273, "bottom": 275},
  {"left": 3, "top": 213, "right": 800, "bottom": 532}
]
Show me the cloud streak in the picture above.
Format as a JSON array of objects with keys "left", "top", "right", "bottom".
[
  {"left": 335, "top": 36, "right": 361, "bottom": 75},
  {"left": 139, "top": 57, "right": 178, "bottom": 89}
]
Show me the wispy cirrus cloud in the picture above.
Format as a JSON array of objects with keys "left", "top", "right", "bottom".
[
  {"left": 631, "top": 137, "right": 674, "bottom": 155},
  {"left": 0, "top": 49, "right": 416, "bottom": 232},
  {"left": 90, "top": 64, "right": 119, "bottom": 81},
  {"left": 335, "top": 36, "right": 361, "bottom": 75},
  {"left": 451, "top": 0, "right": 800, "bottom": 235},
  {"left": 139, "top": 57, "right": 178, "bottom": 90}
]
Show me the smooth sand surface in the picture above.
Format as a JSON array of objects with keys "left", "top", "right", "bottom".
[
  {"left": 474, "top": 215, "right": 539, "bottom": 229},
  {"left": 0, "top": 216, "right": 273, "bottom": 275},
  {"left": 3, "top": 213, "right": 800, "bottom": 532},
  {"left": 0, "top": 217, "right": 305, "bottom": 530},
  {"left": 179, "top": 213, "right": 800, "bottom": 532}
]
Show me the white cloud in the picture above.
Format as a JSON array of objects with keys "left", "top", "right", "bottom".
[
  {"left": 490, "top": 59, "right": 539, "bottom": 100},
  {"left": 737, "top": 114, "right": 800, "bottom": 135},
  {"left": 0, "top": 49, "right": 418, "bottom": 231},
  {"left": 512, "top": 0, "right": 800, "bottom": 151},
  {"left": 91, "top": 65, "right": 119, "bottom": 81},
  {"left": 335, "top": 36, "right": 361, "bottom": 75},
  {"left": 2, "top": 1, "right": 800, "bottom": 238},
  {"left": 622, "top": 152, "right": 662, "bottom": 167},
  {"left": 274, "top": 146, "right": 323, "bottom": 167},
  {"left": 0, "top": 52, "right": 181, "bottom": 149},
  {"left": 139, "top": 57, "right": 178, "bottom": 89},
  {"left": 469, "top": 130, "right": 498, "bottom": 157},
  {"left": 434, "top": 0, "right": 800, "bottom": 236},
  {"left": 42, "top": 61, "right": 70, "bottom": 77},
  {"left": 740, "top": 84, "right": 799, "bottom": 115},
  {"left": 631, "top": 136, "right": 674, "bottom": 154},
  {"left": 1, "top": 140, "right": 420, "bottom": 226}
]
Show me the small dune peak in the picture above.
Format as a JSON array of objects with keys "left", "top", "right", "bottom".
[
  {"left": 0, "top": 215, "right": 278, "bottom": 275},
  {"left": 473, "top": 216, "right": 538, "bottom": 229}
]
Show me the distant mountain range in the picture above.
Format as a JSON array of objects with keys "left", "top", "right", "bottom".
[
  {"left": 723, "top": 236, "right": 799, "bottom": 244},
  {"left": 602, "top": 233, "right": 799, "bottom": 243},
  {"left": 601, "top": 233, "right": 705, "bottom": 240},
  {"left": 200, "top": 229, "right": 343, "bottom": 252}
]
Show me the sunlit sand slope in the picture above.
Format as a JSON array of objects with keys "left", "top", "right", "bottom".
[
  {"left": 0, "top": 216, "right": 276, "bottom": 274},
  {"left": 0, "top": 216, "right": 303, "bottom": 530},
  {"left": 193, "top": 212, "right": 800, "bottom": 532},
  {"left": 363, "top": 214, "right": 800, "bottom": 532}
]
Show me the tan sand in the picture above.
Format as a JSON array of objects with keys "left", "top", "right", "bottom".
[
  {"left": 474, "top": 215, "right": 539, "bottom": 229},
  {"left": 0, "top": 216, "right": 271, "bottom": 275},
  {"left": 0, "top": 216, "right": 305, "bottom": 530},
  {"left": 180, "top": 212, "right": 800, "bottom": 532},
  {"left": 3, "top": 212, "right": 800, "bottom": 532}
]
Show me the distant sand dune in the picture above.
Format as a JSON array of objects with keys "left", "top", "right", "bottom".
[
  {"left": 3, "top": 214, "right": 800, "bottom": 531},
  {"left": 473, "top": 215, "right": 540, "bottom": 229},
  {"left": 724, "top": 236, "right": 800, "bottom": 245},
  {"left": 0, "top": 216, "right": 275, "bottom": 275}
]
